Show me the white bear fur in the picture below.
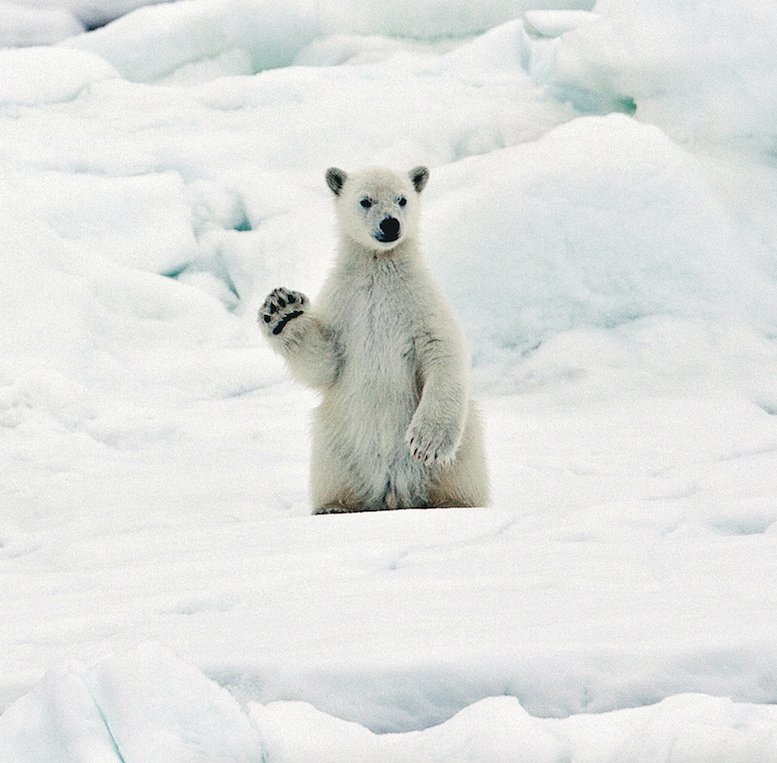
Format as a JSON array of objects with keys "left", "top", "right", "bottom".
[{"left": 260, "top": 166, "right": 489, "bottom": 513}]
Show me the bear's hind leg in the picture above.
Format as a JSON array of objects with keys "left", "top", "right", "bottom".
[
  {"left": 310, "top": 452, "right": 361, "bottom": 513},
  {"left": 309, "top": 405, "right": 365, "bottom": 513},
  {"left": 313, "top": 502, "right": 356, "bottom": 515}
]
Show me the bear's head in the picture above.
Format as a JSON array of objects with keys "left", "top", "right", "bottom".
[{"left": 325, "top": 166, "right": 429, "bottom": 253}]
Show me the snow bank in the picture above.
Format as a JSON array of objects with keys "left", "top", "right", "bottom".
[
  {"left": 8, "top": 0, "right": 777, "bottom": 162},
  {"left": 532, "top": 0, "right": 777, "bottom": 155},
  {"left": 0, "top": 193, "right": 231, "bottom": 371},
  {"left": 0, "top": 185, "right": 256, "bottom": 472},
  {"left": 0, "top": 0, "right": 185, "bottom": 48},
  {"left": 0, "top": 642, "right": 264, "bottom": 763},
  {"left": 62, "top": 0, "right": 596, "bottom": 82},
  {"left": 6, "top": 0, "right": 179, "bottom": 32},
  {"left": 11, "top": 170, "right": 198, "bottom": 273},
  {"left": 64, "top": 0, "right": 319, "bottom": 82},
  {"left": 3, "top": 642, "right": 777, "bottom": 762},
  {"left": 254, "top": 693, "right": 777, "bottom": 763},
  {"left": 5, "top": 501, "right": 777, "bottom": 734},
  {"left": 0, "top": 46, "right": 116, "bottom": 105},
  {"left": 0, "top": 1, "right": 83, "bottom": 46},
  {"left": 4, "top": 0, "right": 596, "bottom": 52},
  {"left": 425, "top": 113, "right": 777, "bottom": 367},
  {"left": 315, "top": 0, "right": 594, "bottom": 40}
]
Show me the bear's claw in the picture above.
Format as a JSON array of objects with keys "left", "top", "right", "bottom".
[{"left": 406, "top": 417, "right": 458, "bottom": 466}]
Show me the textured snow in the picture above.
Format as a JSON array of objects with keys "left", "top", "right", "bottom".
[
  {"left": 2, "top": 0, "right": 777, "bottom": 760},
  {"left": 3, "top": 644, "right": 777, "bottom": 761}
]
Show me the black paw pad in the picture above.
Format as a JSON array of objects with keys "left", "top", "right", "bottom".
[{"left": 259, "top": 288, "right": 307, "bottom": 336}]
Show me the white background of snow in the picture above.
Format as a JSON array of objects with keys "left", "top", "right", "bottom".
[{"left": 2, "top": 0, "right": 777, "bottom": 760}]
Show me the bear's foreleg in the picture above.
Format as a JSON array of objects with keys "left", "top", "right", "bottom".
[
  {"left": 406, "top": 378, "right": 467, "bottom": 465},
  {"left": 259, "top": 288, "right": 340, "bottom": 391},
  {"left": 405, "top": 333, "right": 469, "bottom": 465},
  {"left": 429, "top": 401, "right": 490, "bottom": 507}
]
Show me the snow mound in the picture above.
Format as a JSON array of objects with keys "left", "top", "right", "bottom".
[
  {"left": 0, "top": 194, "right": 231, "bottom": 374},
  {"left": 0, "top": 46, "right": 116, "bottom": 105},
  {"left": 523, "top": 9, "right": 594, "bottom": 38},
  {"left": 63, "top": 0, "right": 319, "bottom": 82},
  {"left": 530, "top": 0, "right": 777, "bottom": 155},
  {"left": 425, "top": 113, "right": 777, "bottom": 365},
  {"left": 12, "top": 170, "right": 198, "bottom": 273},
  {"left": 315, "top": 0, "right": 594, "bottom": 39},
  {"left": 0, "top": 642, "right": 265, "bottom": 763},
  {"left": 62, "top": 0, "right": 597, "bottom": 83},
  {"left": 254, "top": 693, "right": 777, "bottom": 763},
  {"left": 0, "top": 1, "right": 83, "bottom": 47},
  {"left": 5, "top": 0, "right": 180, "bottom": 33}
]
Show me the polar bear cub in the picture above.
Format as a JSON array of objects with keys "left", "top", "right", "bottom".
[{"left": 259, "top": 165, "right": 489, "bottom": 513}]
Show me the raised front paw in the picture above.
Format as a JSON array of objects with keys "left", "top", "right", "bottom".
[
  {"left": 259, "top": 288, "right": 307, "bottom": 336},
  {"left": 405, "top": 414, "right": 459, "bottom": 466}
]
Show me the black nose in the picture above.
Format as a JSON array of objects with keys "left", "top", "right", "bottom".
[{"left": 377, "top": 216, "right": 400, "bottom": 242}]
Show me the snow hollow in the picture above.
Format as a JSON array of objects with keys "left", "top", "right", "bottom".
[{"left": 2, "top": 0, "right": 777, "bottom": 760}]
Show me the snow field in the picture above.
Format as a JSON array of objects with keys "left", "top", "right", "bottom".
[{"left": 2, "top": 0, "right": 777, "bottom": 759}]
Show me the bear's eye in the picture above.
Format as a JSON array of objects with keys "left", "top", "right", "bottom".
[
  {"left": 360, "top": 198, "right": 373, "bottom": 209},
  {"left": 398, "top": 196, "right": 407, "bottom": 207}
]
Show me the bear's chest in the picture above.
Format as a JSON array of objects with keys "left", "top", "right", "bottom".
[{"left": 336, "top": 271, "right": 419, "bottom": 382}]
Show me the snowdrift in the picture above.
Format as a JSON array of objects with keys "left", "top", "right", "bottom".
[
  {"left": 427, "top": 114, "right": 777, "bottom": 360},
  {"left": 1, "top": 0, "right": 596, "bottom": 52},
  {"left": 3, "top": 642, "right": 777, "bottom": 762},
  {"left": 547, "top": 0, "right": 777, "bottom": 156}
]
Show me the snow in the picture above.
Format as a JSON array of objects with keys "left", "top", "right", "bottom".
[
  {"left": 1, "top": 0, "right": 177, "bottom": 42},
  {"left": 0, "top": 642, "right": 264, "bottom": 762},
  {"left": 0, "top": 46, "right": 116, "bottom": 104},
  {"left": 0, "top": 1, "right": 83, "bottom": 47},
  {"left": 4, "top": 647, "right": 777, "bottom": 761},
  {"left": 2, "top": 0, "right": 777, "bottom": 760},
  {"left": 543, "top": 0, "right": 777, "bottom": 154}
]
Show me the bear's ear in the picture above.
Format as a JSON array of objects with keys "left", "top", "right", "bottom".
[
  {"left": 409, "top": 166, "right": 429, "bottom": 194},
  {"left": 326, "top": 167, "right": 347, "bottom": 196}
]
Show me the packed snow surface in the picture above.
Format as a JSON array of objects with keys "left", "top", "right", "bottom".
[{"left": 2, "top": 0, "right": 777, "bottom": 760}]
